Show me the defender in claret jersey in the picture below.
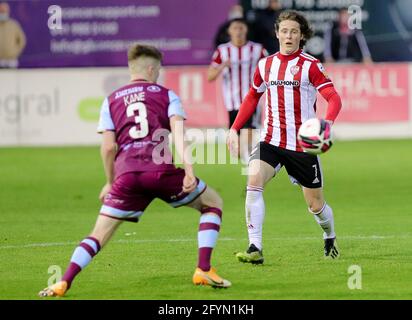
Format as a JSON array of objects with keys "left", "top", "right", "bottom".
[
  {"left": 39, "top": 44, "right": 231, "bottom": 297},
  {"left": 227, "top": 11, "right": 343, "bottom": 264}
]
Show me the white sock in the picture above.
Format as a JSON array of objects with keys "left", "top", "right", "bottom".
[
  {"left": 245, "top": 186, "right": 265, "bottom": 250},
  {"left": 312, "top": 203, "right": 336, "bottom": 239}
]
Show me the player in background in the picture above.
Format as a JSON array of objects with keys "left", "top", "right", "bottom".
[
  {"left": 227, "top": 10, "right": 342, "bottom": 264},
  {"left": 208, "top": 18, "right": 268, "bottom": 163},
  {"left": 39, "top": 44, "right": 231, "bottom": 297}
]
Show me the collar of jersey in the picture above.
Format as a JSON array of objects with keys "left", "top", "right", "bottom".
[
  {"left": 229, "top": 41, "right": 250, "bottom": 48},
  {"left": 131, "top": 79, "right": 149, "bottom": 82},
  {"left": 277, "top": 49, "right": 302, "bottom": 61}
]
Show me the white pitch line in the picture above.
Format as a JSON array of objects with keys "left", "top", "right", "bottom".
[{"left": 0, "top": 235, "right": 410, "bottom": 250}]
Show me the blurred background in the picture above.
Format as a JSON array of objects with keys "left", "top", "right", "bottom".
[{"left": 1, "top": 0, "right": 411, "bottom": 146}]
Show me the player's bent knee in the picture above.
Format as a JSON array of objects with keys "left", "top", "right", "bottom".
[
  {"left": 201, "top": 187, "right": 223, "bottom": 209},
  {"left": 203, "top": 194, "right": 223, "bottom": 211},
  {"left": 247, "top": 175, "right": 266, "bottom": 188},
  {"left": 308, "top": 202, "right": 326, "bottom": 214},
  {"left": 303, "top": 188, "right": 325, "bottom": 214},
  {"left": 247, "top": 170, "right": 272, "bottom": 187},
  {"left": 187, "top": 186, "right": 223, "bottom": 211},
  {"left": 247, "top": 178, "right": 259, "bottom": 188}
]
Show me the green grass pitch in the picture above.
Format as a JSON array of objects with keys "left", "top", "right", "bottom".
[{"left": 0, "top": 139, "right": 411, "bottom": 299}]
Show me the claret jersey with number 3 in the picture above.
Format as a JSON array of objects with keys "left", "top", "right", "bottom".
[{"left": 97, "top": 81, "right": 186, "bottom": 178}]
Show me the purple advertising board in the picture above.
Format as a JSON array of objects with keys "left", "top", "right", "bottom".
[{"left": 8, "top": 0, "right": 237, "bottom": 67}]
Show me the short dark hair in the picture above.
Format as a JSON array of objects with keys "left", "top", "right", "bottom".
[
  {"left": 128, "top": 44, "right": 162, "bottom": 62},
  {"left": 275, "top": 10, "right": 313, "bottom": 48},
  {"left": 228, "top": 18, "right": 248, "bottom": 28}
]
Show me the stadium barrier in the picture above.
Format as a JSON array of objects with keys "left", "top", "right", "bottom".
[{"left": 0, "top": 63, "right": 411, "bottom": 146}]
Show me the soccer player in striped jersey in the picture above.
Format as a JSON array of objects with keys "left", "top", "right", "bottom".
[
  {"left": 227, "top": 10, "right": 342, "bottom": 263},
  {"left": 39, "top": 44, "right": 230, "bottom": 297},
  {"left": 208, "top": 18, "right": 268, "bottom": 163}
]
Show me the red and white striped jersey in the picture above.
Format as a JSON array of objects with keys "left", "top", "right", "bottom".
[
  {"left": 212, "top": 41, "right": 268, "bottom": 111},
  {"left": 252, "top": 49, "right": 333, "bottom": 152}
]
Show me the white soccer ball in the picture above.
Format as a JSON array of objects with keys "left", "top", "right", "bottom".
[{"left": 297, "top": 118, "right": 333, "bottom": 155}]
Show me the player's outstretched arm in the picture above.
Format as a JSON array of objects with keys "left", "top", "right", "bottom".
[
  {"left": 99, "top": 131, "right": 117, "bottom": 202},
  {"left": 309, "top": 61, "right": 342, "bottom": 124},
  {"left": 319, "top": 86, "right": 342, "bottom": 124},
  {"left": 170, "top": 115, "right": 197, "bottom": 193}
]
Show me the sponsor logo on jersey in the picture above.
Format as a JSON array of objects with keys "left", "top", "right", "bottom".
[
  {"left": 290, "top": 65, "right": 300, "bottom": 75},
  {"left": 147, "top": 85, "right": 161, "bottom": 93},
  {"left": 104, "top": 194, "right": 124, "bottom": 204},
  {"left": 114, "top": 86, "right": 144, "bottom": 99},
  {"left": 110, "top": 198, "right": 125, "bottom": 204},
  {"left": 268, "top": 80, "right": 300, "bottom": 87}
]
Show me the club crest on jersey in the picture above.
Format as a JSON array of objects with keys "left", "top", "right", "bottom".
[
  {"left": 290, "top": 65, "right": 300, "bottom": 75},
  {"left": 147, "top": 85, "right": 161, "bottom": 93}
]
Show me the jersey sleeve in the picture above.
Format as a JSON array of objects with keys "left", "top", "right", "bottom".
[
  {"left": 167, "top": 90, "right": 187, "bottom": 119},
  {"left": 211, "top": 48, "right": 222, "bottom": 67},
  {"left": 309, "top": 61, "right": 333, "bottom": 91},
  {"left": 97, "top": 98, "right": 115, "bottom": 133},
  {"left": 252, "top": 62, "right": 266, "bottom": 93},
  {"left": 260, "top": 47, "right": 269, "bottom": 59}
]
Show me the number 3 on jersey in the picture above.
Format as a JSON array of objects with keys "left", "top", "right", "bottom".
[{"left": 126, "top": 102, "right": 149, "bottom": 139}]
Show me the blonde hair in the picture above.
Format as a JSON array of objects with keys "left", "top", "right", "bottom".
[
  {"left": 128, "top": 44, "right": 162, "bottom": 62},
  {"left": 127, "top": 44, "right": 162, "bottom": 74}
]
